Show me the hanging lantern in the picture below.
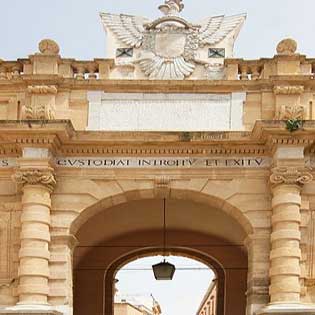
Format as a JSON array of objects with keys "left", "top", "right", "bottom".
[
  {"left": 152, "top": 260, "right": 176, "bottom": 280},
  {"left": 152, "top": 199, "right": 176, "bottom": 280}
]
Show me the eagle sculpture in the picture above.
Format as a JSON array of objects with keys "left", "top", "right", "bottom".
[{"left": 100, "top": 0, "right": 246, "bottom": 80}]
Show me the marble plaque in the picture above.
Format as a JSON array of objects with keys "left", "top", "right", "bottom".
[{"left": 87, "top": 92, "right": 245, "bottom": 131}]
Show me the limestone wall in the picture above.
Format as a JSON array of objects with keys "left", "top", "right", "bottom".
[{"left": 0, "top": 39, "right": 315, "bottom": 132}]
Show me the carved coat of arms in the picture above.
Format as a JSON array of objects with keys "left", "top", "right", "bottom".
[{"left": 101, "top": 0, "right": 246, "bottom": 80}]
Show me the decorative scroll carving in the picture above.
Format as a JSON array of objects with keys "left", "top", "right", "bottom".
[
  {"left": 27, "top": 85, "right": 58, "bottom": 94},
  {"left": 278, "top": 105, "right": 305, "bottom": 120},
  {"left": 270, "top": 166, "right": 313, "bottom": 187},
  {"left": 38, "top": 39, "right": 60, "bottom": 55},
  {"left": 13, "top": 168, "right": 56, "bottom": 192},
  {"left": 273, "top": 85, "right": 304, "bottom": 95}
]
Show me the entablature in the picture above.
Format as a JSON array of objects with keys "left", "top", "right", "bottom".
[{"left": 0, "top": 120, "right": 315, "bottom": 158}]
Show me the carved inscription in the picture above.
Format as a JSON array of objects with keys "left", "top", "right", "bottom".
[
  {"left": 0, "top": 159, "right": 16, "bottom": 168},
  {"left": 55, "top": 157, "right": 271, "bottom": 169}
]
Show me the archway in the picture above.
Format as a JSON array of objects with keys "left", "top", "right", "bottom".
[
  {"left": 72, "top": 196, "right": 250, "bottom": 315},
  {"left": 105, "top": 246, "right": 225, "bottom": 315}
]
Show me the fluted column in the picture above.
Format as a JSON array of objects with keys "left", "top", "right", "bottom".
[
  {"left": 269, "top": 166, "right": 312, "bottom": 303},
  {"left": 14, "top": 166, "right": 56, "bottom": 305}
]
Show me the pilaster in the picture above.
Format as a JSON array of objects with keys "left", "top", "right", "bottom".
[
  {"left": 245, "top": 231, "right": 270, "bottom": 315},
  {"left": 49, "top": 234, "right": 78, "bottom": 315}
]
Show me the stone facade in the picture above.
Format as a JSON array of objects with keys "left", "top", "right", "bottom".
[
  {"left": 196, "top": 280, "right": 217, "bottom": 315},
  {"left": 0, "top": 1, "right": 315, "bottom": 315}
]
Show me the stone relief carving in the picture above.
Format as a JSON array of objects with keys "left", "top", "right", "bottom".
[
  {"left": 21, "top": 85, "right": 56, "bottom": 120},
  {"left": 38, "top": 39, "right": 60, "bottom": 55},
  {"left": 13, "top": 169, "right": 56, "bottom": 192},
  {"left": 21, "top": 103, "right": 55, "bottom": 120},
  {"left": 100, "top": 0, "right": 246, "bottom": 79},
  {"left": 278, "top": 105, "right": 305, "bottom": 120},
  {"left": 270, "top": 166, "right": 313, "bottom": 186},
  {"left": 276, "top": 38, "right": 297, "bottom": 55}
]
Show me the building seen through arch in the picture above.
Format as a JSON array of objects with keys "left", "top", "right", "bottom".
[{"left": 0, "top": 1, "right": 315, "bottom": 315}]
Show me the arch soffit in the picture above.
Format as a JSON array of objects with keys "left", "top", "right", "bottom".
[{"left": 69, "top": 183, "right": 254, "bottom": 236}]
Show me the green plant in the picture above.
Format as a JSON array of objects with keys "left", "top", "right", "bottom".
[
  {"left": 181, "top": 132, "right": 192, "bottom": 141},
  {"left": 286, "top": 119, "right": 303, "bottom": 132}
]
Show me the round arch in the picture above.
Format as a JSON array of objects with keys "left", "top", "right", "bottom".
[
  {"left": 69, "top": 187, "right": 254, "bottom": 236},
  {"left": 104, "top": 247, "right": 226, "bottom": 315},
  {"left": 72, "top": 191, "right": 251, "bottom": 315}
]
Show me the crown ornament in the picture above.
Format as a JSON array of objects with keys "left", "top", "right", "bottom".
[{"left": 158, "top": 0, "right": 184, "bottom": 16}]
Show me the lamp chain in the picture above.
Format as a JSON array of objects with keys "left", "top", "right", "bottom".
[{"left": 163, "top": 198, "right": 166, "bottom": 259}]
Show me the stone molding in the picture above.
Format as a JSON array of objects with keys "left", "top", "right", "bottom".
[
  {"left": 13, "top": 168, "right": 56, "bottom": 192},
  {"left": 273, "top": 85, "right": 304, "bottom": 95},
  {"left": 154, "top": 176, "right": 171, "bottom": 189},
  {"left": 51, "top": 234, "right": 79, "bottom": 251},
  {"left": 154, "top": 176, "right": 171, "bottom": 197},
  {"left": 270, "top": 166, "right": 313, "bottom": 187}
]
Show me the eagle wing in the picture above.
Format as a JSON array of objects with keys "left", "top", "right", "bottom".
[
  {"left": 198, "top": 13, "right": 246, "bottom": 45},
  {"left": 100, "top": 13, "right": 149, "bottom": 48}
]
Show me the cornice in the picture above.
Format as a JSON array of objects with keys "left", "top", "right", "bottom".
[
  {"left": 58, "top": 144, "right": 269, "bottom": 156},
  {"left": 0, "top": 121, "right": 315, "bottom": 158},
  {"left": 1, "top": 76, "right": 315, "bottom": 93}
]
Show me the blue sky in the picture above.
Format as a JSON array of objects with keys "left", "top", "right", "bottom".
[
  {"left": 2, "top": 1, "right": 314, "bottom": 314},
  {"left": 1, "top": 0, "right": 315, "bottom": 60}
]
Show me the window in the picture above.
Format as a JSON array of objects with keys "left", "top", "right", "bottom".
[
  {"left": 116, "top": 48, "right": 133, "bottom": 58},
  {"left": 208, "top": 48, "right": 225, "bottom": 58}
]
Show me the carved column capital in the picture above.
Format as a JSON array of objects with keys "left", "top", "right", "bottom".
[
  {"left": 270, "top": 166, "right": 313, "bottom": 187},
  {"left": 13, "top": 168, "right": 56, "bottom": 192}
]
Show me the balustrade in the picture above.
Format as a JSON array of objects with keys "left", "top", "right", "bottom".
[
  {"left": 0, "top": 61, "right": 23, "bottom": 80},
  {"left": 225, "top": 59, "right": 264, "bottom": 80},
  {"left": 71, "top": 61, "right": 100, "bottom": 80}
]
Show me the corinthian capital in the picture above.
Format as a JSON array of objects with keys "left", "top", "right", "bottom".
[
  {"left": 270, "top": 166, "right": 313, "bottom": 187},
  {"left": 13, "top": 168, "right": 56, "bottom": 192}
]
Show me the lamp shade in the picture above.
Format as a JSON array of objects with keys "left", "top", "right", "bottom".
[{"left": 152, "top": 261, "right": 176, "bottom": 280}]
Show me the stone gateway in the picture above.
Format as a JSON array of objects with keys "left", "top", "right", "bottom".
[{"left": 0, "top": 1, "right": 315, "bottom": 315}]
